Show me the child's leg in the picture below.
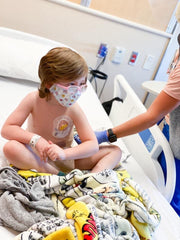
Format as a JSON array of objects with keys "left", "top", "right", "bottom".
[
  {"left": 3, "top": 140, "right": 59, "bottom": 174},
  {"left": 75, "top": 144, "right": 122, "bottom": 173}
]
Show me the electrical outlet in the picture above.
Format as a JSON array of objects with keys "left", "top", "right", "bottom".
[{"left": 128, "top": 51, "right": 139, "bottom": 66}]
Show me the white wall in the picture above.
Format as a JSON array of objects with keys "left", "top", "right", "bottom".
[{"left": 0, "top": 0, "right": 172, "bottom": 102}]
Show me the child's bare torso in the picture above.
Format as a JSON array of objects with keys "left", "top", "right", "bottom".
[{"left": 27, "top": 91, "right": 74, "bottom": 148}]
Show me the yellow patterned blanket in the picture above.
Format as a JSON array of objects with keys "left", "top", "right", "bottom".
[{"left": 0, "top": 166, "right": 160, "bottom": 240}]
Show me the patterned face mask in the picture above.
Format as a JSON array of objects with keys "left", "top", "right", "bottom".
[{"left": 50, "top": 83, "right": 87, "bottom": 107}]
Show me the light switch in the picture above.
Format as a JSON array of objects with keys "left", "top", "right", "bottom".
[{"left": 143, "top": 55, "right": 155, "bottom": 70}]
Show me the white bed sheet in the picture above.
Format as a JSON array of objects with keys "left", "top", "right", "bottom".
[{"left": 0, "top": 76, "right": 180, "bottom": 239}]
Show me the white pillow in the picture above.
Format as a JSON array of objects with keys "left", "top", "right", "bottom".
[{"left": 0, "top": 35, "right": 69, "bottom": 83}]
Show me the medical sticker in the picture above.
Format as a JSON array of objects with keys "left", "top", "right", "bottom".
[{"left": 52, "top": 115, "right": 73, "bottom": 138}]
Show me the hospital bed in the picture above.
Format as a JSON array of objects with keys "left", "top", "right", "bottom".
[{"left": 0, "top": 27, "right": 179, "bottom": 239}]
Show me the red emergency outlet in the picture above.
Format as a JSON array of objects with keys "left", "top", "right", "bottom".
[{"left": 129, "top": 51, "right": 139, "bottom": 66}]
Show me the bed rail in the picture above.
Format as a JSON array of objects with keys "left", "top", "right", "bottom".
[{"left": 109, "top": 74, "right": 176, "bottom": 202}]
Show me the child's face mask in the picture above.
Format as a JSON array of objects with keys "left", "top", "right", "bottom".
[{"left": 50, "top": 83, "right": 87, "bottom": 107}]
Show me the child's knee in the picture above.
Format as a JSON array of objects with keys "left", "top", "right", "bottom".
[
  {"left": 3, "top": 140, "right": 18, "bottom": 157},
  {"left": 110, "top": 145, "right": 122, "bottom": 167},
  {"left": 3, "top": 141, "right": 12, "bottom": 155},
  {"left": 111, "top": 145, "right": 122, "bottom": 157}
]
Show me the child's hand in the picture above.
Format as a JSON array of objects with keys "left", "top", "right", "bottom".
[
  {"left": 35, "top": 137, "right": 50, "bottom": 162},
  {"left": 46, "top": 141, "right": 66, "bottom": 161}
]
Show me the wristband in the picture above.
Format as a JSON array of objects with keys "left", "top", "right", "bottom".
[{"left": 29, "top": 134, "right": 41, "bottom": 148}]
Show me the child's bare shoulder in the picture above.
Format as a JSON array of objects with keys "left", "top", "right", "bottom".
[
  {"left": 20, "top": 91, "right": 39, "bottom": 106},
  {"left": 24, "top": 90, "right": 39, "bottom": 100}
]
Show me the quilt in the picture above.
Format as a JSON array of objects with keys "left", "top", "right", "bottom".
[{"left": 0, "top": 165, "right": 161, "bottom": 240}]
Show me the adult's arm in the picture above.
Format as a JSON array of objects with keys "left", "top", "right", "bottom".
[
  {"left": 112, "top": 90, "right": 179, "bottom": 138},
  {"left": 74, "top": 91, "right": 179, "bottom": 144}
]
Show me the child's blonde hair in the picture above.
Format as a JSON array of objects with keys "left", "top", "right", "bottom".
[{"left": 38, "top": 47, "right": 88, "bottom": 100}]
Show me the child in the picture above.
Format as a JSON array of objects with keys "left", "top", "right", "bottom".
[{"left": 1, "top": 47, "right": 121, "bottom": 174}]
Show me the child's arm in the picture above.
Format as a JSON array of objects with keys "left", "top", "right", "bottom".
[
  {"left": 66, "top": 103, "right": 99, "bottom": 159},
  {"left": 1, "top": 92, "right": 50, "bottom": 162},
  {"left": 1, "top": 92, "right": 35, "bottom": 142}
]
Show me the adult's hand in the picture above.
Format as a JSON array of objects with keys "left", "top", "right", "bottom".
[{"left": 74, "top": 130, "right": 109, "bottom": 144}]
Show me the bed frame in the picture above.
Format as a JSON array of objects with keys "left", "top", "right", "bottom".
[{"left": 109, "top": 74, "right": 176, "bottom": 202}]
